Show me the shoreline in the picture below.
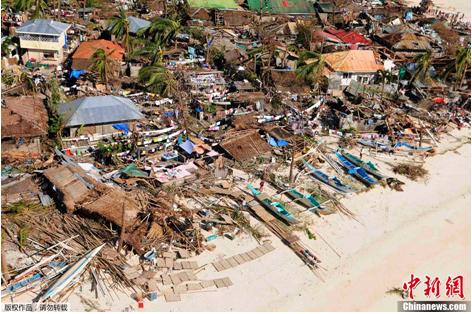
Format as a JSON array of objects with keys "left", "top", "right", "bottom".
[{"left": 66, "top": 130, "right": 470, "bottom": 311}]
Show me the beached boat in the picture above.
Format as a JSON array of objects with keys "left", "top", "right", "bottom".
[
  {"left": 247, "top": 184, "right": 299, "bottom": 225},
  {"left": 37, "top": 243, "right": 106, "bottom": 302},
  {"left": 334, "top": 152, "right": 377, "bottom": 186},
  {"left": 340, "top": 150, "right": 385, "bottom": 179},
  {"left": 394, "top": 141, "right": 433, "bottom": 151},
  {"left": 302, "top": 159, "right": 354, "bottom": 193},
  {"left": 285, "top": 188, "right": 322, "bottom": 213},
  {"left": 358, "top": 139, "right": 391, "bottom": 151}
]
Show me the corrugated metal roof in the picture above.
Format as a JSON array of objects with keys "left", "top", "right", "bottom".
[
  {"left": 16, "top": 19, "right": 71, "bottom": 36},
  {"left": 59, "top": 96, "right": 144, "bottom": 127},
  {"left": 247, "top": 0, "right": 316, "bottom": 14},
  {"left": 128, "top": 16, "right": 151, "bottom": 34},
  {"left": 188, "top": 0, "right": 238, "bottom": 9}
]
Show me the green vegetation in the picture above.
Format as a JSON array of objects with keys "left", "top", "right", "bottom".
[
  {"left": 89, "top": 48, "right": 117, "bottom": 89},
  {"left": 1, "top": 70, "right": 15, "bottom": 86},
  {"left": 46, "top": 78, "right": 64, "bottom": 146},
  {"left": 108, "top": 9, "right": 130, "bottom": 54},
  {"left": 138, "top": 64, "right": 177, "bottom": 96}
]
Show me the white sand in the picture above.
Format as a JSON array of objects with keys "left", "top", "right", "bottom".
[
  {"left": 404, "top": 0, "right": 471, "bottom": 20},
  {"left": 8, "top": 130, "right": 470, "bottom": 311}
]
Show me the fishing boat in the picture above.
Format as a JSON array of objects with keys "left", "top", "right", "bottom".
[
  {"left": 394, "top": 141, "right": 433, "bottom": 151},
  {"left": 247, "top": 184, "right": 299, "bottom": 225},
  {"left": 340, "top": 150, "right": 385, "bottom": 179},
  {"left": 285, "top": 188, "right": 322, "bottom": 213},
  {"left": 334, "top": 152, "right": 377, "bottom": 186},
  {"left": 302, "top": 159, "right": 354, "bottom": 194},
  {"left": 358, "top": 139, "right": 391, "bottom": 151},
  {"left": 37, "top": 243, "right": 106, "bottom": 303}
]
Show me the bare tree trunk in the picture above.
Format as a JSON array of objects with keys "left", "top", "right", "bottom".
[
  {"left": 118, "top": 202, "right": 126, "bottom": 254},
  {"left": 289, "top": 148, "right": 295, "bottom": 183}
]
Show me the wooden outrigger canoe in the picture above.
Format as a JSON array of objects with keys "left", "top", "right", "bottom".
[
  {"left": 285, "top": 188, "right": 322, "bottom": 214},
  {"left": 340, "top": 150, "right": 385, "bottom": 179},
  {"left": 247, "top": 184, "right": 299, "bottom": 225},
  {"left": 334, "top": 152, "right": 377, "bottom": 186},
  {"left": 302, "top": 159, "right": 355, "bottom": 194},
  {"left": 37, "top": 244, "right": 106, "bottom": 303}
]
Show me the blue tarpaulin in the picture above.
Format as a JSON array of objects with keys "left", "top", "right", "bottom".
[
  {"left": 112, "top": 123, "right": 130, "bottom": 134},
  {"left": 179, "top": 139, "right": 195, "bottom": 154},
  {"left": 70, "top": 69, "right": 86, "bottom": 79},
  {"left": 268, "top": 136, "right": 289, "bottom": 147},
  {"left": 163, "top": 111, "right": 175, "bottom": 117}
]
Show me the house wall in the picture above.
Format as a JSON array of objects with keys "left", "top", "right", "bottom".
[
  {"left": 19, "top": 33, "right": 66, "bottom": 64},
  {"left": 1, "top": 137, "right": 42, "bottom": 156},
  {"left": 328, "top": 71, "right": 376, "bottom": 90},
  {"left": 67, "top": 121, "right": 137, "bottom": 138}
]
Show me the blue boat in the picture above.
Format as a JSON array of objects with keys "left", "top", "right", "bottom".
[
  {"left": 394, "top": 142, "right": 433, "bottom": 151},
  {"left": 302, "top": 159, "right": 354, "bottom": 194},
  {"left": 247, "top": 184, "right": 299, "bottom": 225},
  {"left": 334, "top": 152, "right": 377, "bottom": 186},
  {"left": 340, "top": 150, "right": 385, "bottom": 180}
]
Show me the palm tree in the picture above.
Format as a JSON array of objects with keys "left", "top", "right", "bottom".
[
  {"left": 14, "top": 0, "right": 46, "bottom": 17},
  {"left": 442, "top": 46, "right": 471, "bottom": 90},
  {"left": 138, "top": 17, "right": 181, "bottom": 48},
  {"left": 296, "top": 51, "right": 326, "bottom": 92},
  {"left": 17, "top": 72, "right": 36, "bottom": 95},
  {"left": 89, "top": 48, "right": 117, "bottom": 89},
  {"left": 1, "top": 36, "right": 14, "bottom": 57},
  {"left": 13, "top": 0, "right": 31, "bottom": 11},
  {"left": 129, "top": 42, "right": 163, "bottom": 65},
  {"left": 138, "top": 64, "right": 177, "bottom": 96},
  {"left": 409, "top": 50, "right": 432, "bottom": 83},
  {"left": 377, "top": 69, "right": 394, "bottom": 103},
  {"left": 108, "top": 9, "right": 130, "bottom": 54}
]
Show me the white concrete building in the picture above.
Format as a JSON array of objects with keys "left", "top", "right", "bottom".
[
  {"left": 16, "top": 19, "right": 71, "bottom": 65},
  {"left": 323, "top": 50, "right": 383, "bottom": 96}
]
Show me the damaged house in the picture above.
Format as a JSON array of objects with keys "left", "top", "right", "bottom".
[
  {"left": 219, "top": 129, "right": 272, "bottom": 162},
  {"left": 42, "top": 163, "right": 151, "bottom": 253},
  {"left": 323, "top": 50, "right": 383, "bottom": 96},
  {"left": 1, "top": 95, "right": 49, "bottom": 161}
]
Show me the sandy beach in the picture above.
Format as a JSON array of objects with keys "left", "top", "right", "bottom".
[
  {"left": 39, "top": 129, "right": 469, "bottom": 312},
  {"left": 404, "top": 0, "right": 471, "bottom": 20}
]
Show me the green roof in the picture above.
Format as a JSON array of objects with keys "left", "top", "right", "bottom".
[
  {"left": 188, "top": 0, "right": 238, "bottom": 9},
  {"left": 247, "top": 0, "right": 316, "bottom": 14}
]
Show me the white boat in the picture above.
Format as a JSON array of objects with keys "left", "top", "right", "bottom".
[{"left": 37, "top": 243, "right": 106, "bottom": 302}]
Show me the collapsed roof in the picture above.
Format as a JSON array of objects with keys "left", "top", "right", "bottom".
[{"left": 1, "top": 96, "right": 49, "bottom": 139}]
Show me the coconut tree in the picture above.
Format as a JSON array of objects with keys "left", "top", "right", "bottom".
[
  {"left": 108, "top": 9, "right": 130, "bottom": 54},
  {"left": 89, "top": 48, "right": 117, "bottom": 89},
  {"left": 129, "top": 42, "right": 163, "bottom": 65},
  {"left": 296, "top": 51, "right": 326, "bottom": 92},
  {"left": 1, "top": 36, "right": 14, "bottom": 57},
  {"left": 138, "top": 64, "right": 177, "bottom": 96},
  {"left": 376, "top": 69, "right": 394, "bottom": 103},
  {"left": 442, "top": 46, "right": 471, "bottom": 90},
  {"left": 409, "top": 50, "right": 432, "bottom": 83},
  {"left": 14, "top": 0, "right": 47, "bottom": 17},
  {"left": 138, "top": 17, "right": 181, "bottom": 48}
]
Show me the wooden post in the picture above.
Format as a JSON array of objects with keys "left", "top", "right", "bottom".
[
  {"left": 118, "top": 201, "right": 125, "bottom": 254},
  {"left": 289, "top": 147, "right": 295, "bottom": 184}
]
